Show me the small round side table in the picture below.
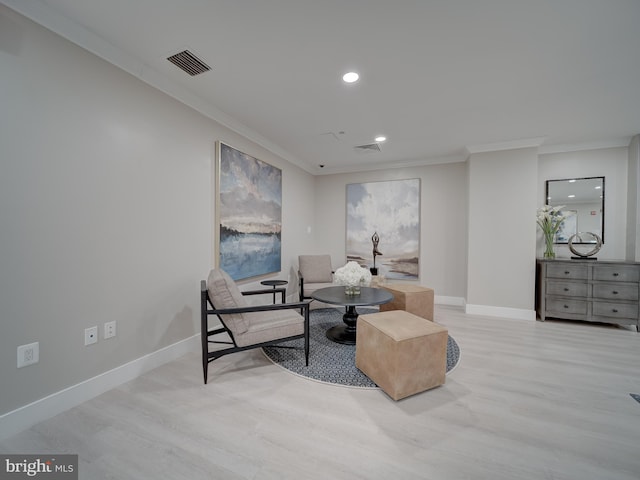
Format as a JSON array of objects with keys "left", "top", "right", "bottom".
[{"left": 260, "top": 279, "right": 288, "bottom": 304}]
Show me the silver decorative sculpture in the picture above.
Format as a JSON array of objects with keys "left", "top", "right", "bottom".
[{"left": 568, "top": 232, "right": 602, "bottom": 259}]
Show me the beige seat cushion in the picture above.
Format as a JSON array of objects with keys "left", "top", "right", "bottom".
[
  {"left": 207, "top": 268, "right": 305, "bottom": 347},
  {"left": 299, "top": 255, "right": 333, "bottom": 283},
  {"left": 237, "top": 309, "right": 304, "bottom": 347},
  {"left": 302, "top": 282, "right": 335, "bottom": 298}
]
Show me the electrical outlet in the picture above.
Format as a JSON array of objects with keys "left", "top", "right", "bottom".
[
  {"left": 104, "top": 321, "right": 116, "bottom": 339},
  {"left": 84, "top": 326, "right": 98, "bottom": 346},
  {"left": 17, "top": 342, "right": 39, "bottom": 368}
]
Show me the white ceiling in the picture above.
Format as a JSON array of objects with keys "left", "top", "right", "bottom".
[{"left": 5, "top": 0, "right": 640, "bottom": 175}]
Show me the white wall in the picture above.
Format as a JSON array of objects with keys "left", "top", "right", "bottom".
[
  {"left": 466, "top": 148, "right": 538, "bottom": 319},
  {"left": 627, "top": 135, "right": 640, "bottom": 261},
  {"left": 314, "top": 163, "right": 468, "bottom": 304},
  {"left": 538, "top": 147, "right": 628, "bottom": 260},
  {"left": 0, "top": 6, "right": 314, "bottom": 418}
]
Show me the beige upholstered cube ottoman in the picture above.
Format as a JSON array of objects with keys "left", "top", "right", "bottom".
[
  {"left": 356, "top": 310, "right": 448, "bottom": 401},
  {"left": 379, "top": 284, "right": 434, "bottom": 321}
]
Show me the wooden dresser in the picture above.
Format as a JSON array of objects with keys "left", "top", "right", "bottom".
[{"left": 536, "top": 259, "right": 640, "bottom": 331}]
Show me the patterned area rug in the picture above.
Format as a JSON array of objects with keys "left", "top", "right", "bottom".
[{"left": 263, "top": 308, "right": 460, "bottom": 388}]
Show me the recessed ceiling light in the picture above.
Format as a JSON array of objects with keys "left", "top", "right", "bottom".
[
  {"left": 568, "top": 179, "right": 576, "bottom": 183},
  {"left": 375, "top": 136, "right": 386, "bottom": 143},
  {"left": 595, "top": 186, "right": 601, "bottom": 189},
  {"left": 568, "top": 194, "right": 576, "bottom": 198},
  {"left": 343, "top": 72, "right": 359, "bottom": 83}
]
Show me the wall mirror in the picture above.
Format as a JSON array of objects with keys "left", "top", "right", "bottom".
[{"left": 545, "top": 176, "right": 605, "bottom": 244}]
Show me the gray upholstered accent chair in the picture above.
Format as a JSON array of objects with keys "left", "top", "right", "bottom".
[
  {"left": 298, "top": 254, "right": 335, "bottom": 302},
  {"left": 201, "top": 268, "right": 310, "bottom": 384}
]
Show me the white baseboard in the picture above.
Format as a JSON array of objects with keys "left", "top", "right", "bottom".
[
  {"left": 465, "top": 303, "right": 536, "bottom": 321},
  {"left": 435, "top": 296, "right": 466, "bottom": 307},
  {"left": 0, "top": 334, "right": 200, "bottom": 441}
]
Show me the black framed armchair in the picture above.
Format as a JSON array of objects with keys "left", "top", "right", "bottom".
[
  {"left": 298, "top": 254, "right": 335, "bottom": 302},
  {"left": 201, "top": 268, "right": 310, "bottom": 384}
]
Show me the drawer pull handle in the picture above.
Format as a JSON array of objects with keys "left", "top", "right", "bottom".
[
  {"left": 564, "top": 288, "right": 569, "bottom": 292},
  {"left": 564, "top": 271, "right": 570, "bottom": 275},
  {"left": 564, "top": 305, "right": 569, "bottom": 309},
  {"left": 612, "top": 309, "right": 618, "bottom": 313},
  {"left": 613, "top": 273, "right": 619, "bottom": 277},
  {"left": 612, "top": 291, "right": 619, "bottom": 295}
]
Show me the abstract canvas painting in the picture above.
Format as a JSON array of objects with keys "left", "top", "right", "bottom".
[
  {"left": 216, "top": 142, "right": 281, "bottom": 280},
  {"left": 346, "top": 179, "right": 420, "bottom": 280}
]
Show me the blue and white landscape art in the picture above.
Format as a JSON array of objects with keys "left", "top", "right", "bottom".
[
  {"left": 219, "top": 232, "right": 281, "bottom": 280},
  {"left": 218, "top": 143, "right": 281, "bottom": 280}
]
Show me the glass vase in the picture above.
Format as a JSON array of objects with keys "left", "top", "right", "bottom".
[
  {"left": 543, "top": 231, "right": 555, "bottom": 259},
  {"left": 345, "top": 284, "right": 361, "bottom": 295}
]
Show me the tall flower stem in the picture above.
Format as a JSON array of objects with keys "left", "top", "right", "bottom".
[{"left": 543, "top": 230, "right": 555, "bottom": 258}]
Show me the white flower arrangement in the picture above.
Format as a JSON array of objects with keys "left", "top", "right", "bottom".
[
  {"left": 334, "top": 261, "right": 372, "bottom": 287},
  {"left": 536, "top": 204, "right": 567, "bottom": 236},
  {"left": 536, "top": 204, "right": 567, "bottom": 258}
]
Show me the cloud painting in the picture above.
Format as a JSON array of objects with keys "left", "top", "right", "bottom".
[
  {"left": 346, "top": 179, "right": 420, "bottom": 279},
  {"left": 217, "top": 143, "right": 281, "bottom": 280}
]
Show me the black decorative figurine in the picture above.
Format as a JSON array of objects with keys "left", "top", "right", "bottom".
[{"left": 371, "top": 232, "right": 382, "bottom": 275}]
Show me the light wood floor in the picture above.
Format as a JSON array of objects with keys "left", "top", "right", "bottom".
[{"left": 2, "top": 306, "right": 639, "bottom": 480}]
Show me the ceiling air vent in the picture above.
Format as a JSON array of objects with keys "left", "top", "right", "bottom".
[
  {"left": 167, "top": 50, "right": 211, "bottom": 76},
  {"left": 354, "top": 143, "right": 381, "bottom": 153}
]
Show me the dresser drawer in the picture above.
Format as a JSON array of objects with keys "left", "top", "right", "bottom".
[
  {"left": 592, "top": 265, "right": 639, "bottom": 283},
  {"left": 546, "top": 263, "right": 588, "bottom": 280},
  {"left": 592, "top": 302, "right": 639, "bottom": 320},
  {"left": 546, "top": 298, "right": 588, "bottom": 315},
  {"left": 546, "top": 280, "right": 588, "bottom": 297},
  {"left": 592, "top": 283, "right": 639, "bottom": 301}
]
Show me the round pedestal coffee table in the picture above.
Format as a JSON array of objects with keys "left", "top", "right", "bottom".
[{"left": 311, "top": 286, "right": 393, "bottom": 345}]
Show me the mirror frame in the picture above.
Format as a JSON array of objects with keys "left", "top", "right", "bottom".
[{"left": 545, "top": 176, "right": 605, "bottom": 244}]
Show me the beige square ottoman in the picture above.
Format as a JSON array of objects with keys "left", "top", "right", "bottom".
[
  {"left": 356, "top": 310, "right": 448, "bottom": 401},
  {"left": 380, "top": 284, "right": 434, "bottom": 321}
]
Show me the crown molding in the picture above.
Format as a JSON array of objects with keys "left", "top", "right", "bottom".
[
  {"left": 314, "top": 153, "right": 467, "bottom": 176},
  {"left": 465, "top": 137, "right": 547, "bottom": 155},
  {"left": 538, "top": 137, "right": 632, "bottom": 155},
  {"left": 465, "top": 135, "right": 633, "bottom": 157}
]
